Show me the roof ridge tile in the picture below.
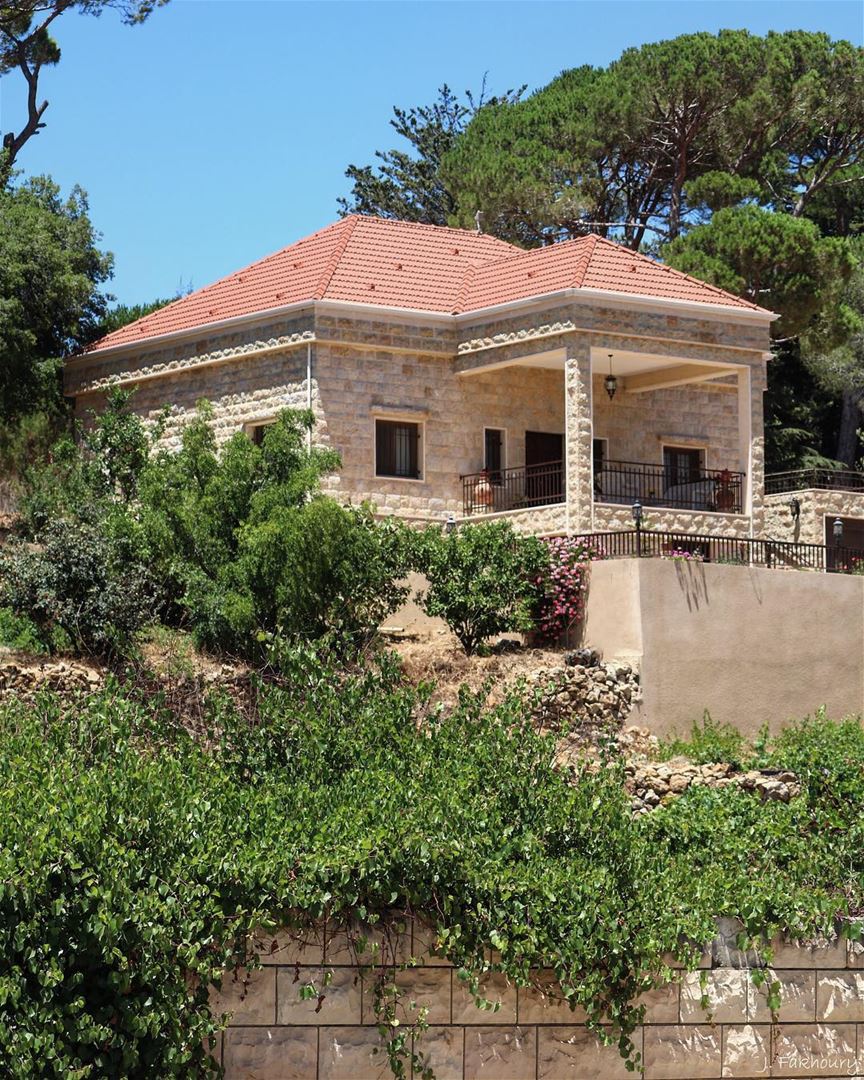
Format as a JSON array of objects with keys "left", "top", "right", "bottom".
[{"left": 314, "top": 216, "right": 360, "bottom": 300}]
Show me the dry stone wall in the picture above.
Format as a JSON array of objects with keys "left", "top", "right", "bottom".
[{"left": 215, "top": 918, "right": 864, "bottom": 1079}]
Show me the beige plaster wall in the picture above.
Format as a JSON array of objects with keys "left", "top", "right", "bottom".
[
  {"left": 214, "top": 918, "right": 864, "bottom": 1079},
  {"left": 582, "top": 558, "right": 864, "bottom": 736}
]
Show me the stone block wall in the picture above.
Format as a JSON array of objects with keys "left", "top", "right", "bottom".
[
  {"left": 67, "top": 301, "right": 767, "bottom": 534},
  {"left": 764, "top": 490, "right": 864, "bottom": 547},
  {"left": 214, "top": 919, "right": 864, "bottom": 1079}
]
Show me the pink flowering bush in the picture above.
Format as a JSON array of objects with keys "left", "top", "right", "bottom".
[
  {"left": 533, "top": 536, "right": 603, "bottom": 644},
  {"left": 661, "top": 548, "right": 705, "bottom": 562}
]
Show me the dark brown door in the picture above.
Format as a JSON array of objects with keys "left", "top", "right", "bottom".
[
  {"left": 525, "top": 431, "right": 564, "bottom": 505},
  {"left": 825, "top": 516, "right": 864, "bottom": 570}
]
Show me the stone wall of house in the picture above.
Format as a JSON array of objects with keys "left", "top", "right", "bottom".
[
  {"left": 764, "top": 490, "right": 864, "bottom": 547},
  {"left": 592, "top": 379, "right": 740, "bottom": 474},
  {"left": 313, "top": 343, "right": 566, "bottom": 521},
  {"left": 213, "top": 918, "right": 864, "bottom": 1079},
  {"left": 593, "top": 505, "right": 752, "bottom": 538},
  {"left": 67, "top": 301, "right": 768, "bottom": 533}
]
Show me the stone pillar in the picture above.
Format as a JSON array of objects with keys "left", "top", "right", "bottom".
[
  {"left": 738, "top": 360, "right": 765, "bottom": 536},
  {"left": 564, "top": 338, "right": 594, "bottom": 533}
]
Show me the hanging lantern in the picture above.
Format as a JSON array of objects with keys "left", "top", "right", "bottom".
[{"left": 605, "top": 353, "right": 617, "bottom": 400}]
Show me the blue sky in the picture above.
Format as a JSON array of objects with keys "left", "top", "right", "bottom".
[{"left": 2, "top": 0, "right": 862, "bottom": 305}]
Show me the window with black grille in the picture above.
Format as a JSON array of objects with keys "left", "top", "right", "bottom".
[{"left": 375, "top": 419, "right": 422, "bottom": 479}]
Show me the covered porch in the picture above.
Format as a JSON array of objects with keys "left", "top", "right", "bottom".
[{"left": 456, "top": 340, "right": 760, "bottom": 534}]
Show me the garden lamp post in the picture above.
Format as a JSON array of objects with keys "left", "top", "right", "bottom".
[
  {"left": 632, "top": 499, "right": 643, "bottom": 557},
  {"left": 832, "top": 517, "right": 843, "bottom": 572}
]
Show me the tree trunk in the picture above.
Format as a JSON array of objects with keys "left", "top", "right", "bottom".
[{"left": 835, "top": 387, "right": 863, "bottom": 466}]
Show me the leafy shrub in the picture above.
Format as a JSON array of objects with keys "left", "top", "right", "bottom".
[
  {"left": 1, "top": 655, "right": 863, "bottom": 1076},
  {"left": 0, "top": 520, "right": 160, "bottom": 658},
  {"left": 533, "top": 535, "right": 601, "bottom": 643},
  {"left": 18, "top": 387, "right": 156, "bottom": 536},
  {"left": 657, "top": 711, "right": 749, "bottom": 768},
  {"left": 139, "top": 404, "right": 413, "bottom": 657},
  {"left": 416, "top": 521, "right": 548, "bottom": 654},
  {"left": 0, "top": 605, "right": 50, "bottom": 654}
]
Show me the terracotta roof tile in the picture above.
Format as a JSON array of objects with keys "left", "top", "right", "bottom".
[{"left": 87, "top": 218, "right": 769, "bottom": 353}]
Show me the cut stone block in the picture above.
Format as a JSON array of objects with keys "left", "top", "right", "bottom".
[
  {"left": 748, "top": 969, "right": 815, "bottom": 1022},
  {"left": 453, "top": 972, "right": 518, "bottom": 1025},
  {"left": 643, "top": 1023, "right": 721, "bottom": 1078},
  {"left": 816, "top": 970, "right": 864, "bottom": 1022},
  {"left": 537, "top": 1024, "right": 639, "bottom": 1080},
  {"left": 210, "top": 967, "right": 276, "bottom": 1026},
  {"left": 680, "top": 969, "right": 748, "bottom": 1023},
  {"left": 463, "top": 1025, "right": 537, "bottom": 1080},
  {"left": 276, "top": 966, "right": 362, "bottom": 1026},
  {"left": 223, "top": 1027, "right": 317, "bottom": 1080},
  {"left": 720, "top": 1024, "right": 770, "bottom": 1078}
]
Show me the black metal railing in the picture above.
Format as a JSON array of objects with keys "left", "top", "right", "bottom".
[
  {"left": 765, "top": 469, "right": 864, "bottom": 495},
  {"left": 462, "top": 460, "right": 565, "bottom": 515},
  {"left": 462, "top": 458, "right": 747, "bottom": 516},
  {"left": 574, "top": 528, "right": 864, "bottom": 574},
  {"left": 594, "top": 460, "right": 744, "bottom": 514}
]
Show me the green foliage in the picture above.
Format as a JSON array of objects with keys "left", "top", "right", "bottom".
[
  {"left": 444, "top": 31, "right": 864, "bottom": 249},
  {"left": 663, "top": 205, "right": 856, "bottom": 342},
  {"left": 0, "top": 177, "right": 112, "bottom": 422},
  {"left": 138, "top": 403, "right": 412, "bottom": 657},
  {"left": 2, "top": 656, "right": 864, "bottom": 1075},
  {"left": 763, "top": 340, "right": 845, "bottom": 472},
  {"left": 337, "top": 82, "right": 523, "bottom": 224},
  {"left": 657, "top": 713, "right": 749, "bottom": 770},
  {"left": 416, "top": 521, "right": 547, "bottom": 654},
  {"left": 0, "top": 606, "right": 50, "bottom": 654},
  {"left": 1, "top": 0, "right": 169, "bottom": 178},
  {"left": 0, "top": 519, "right": 159, "bottom": 658},
  {"left": 0, "top": 391, "right": 161, "bottom": 658}
]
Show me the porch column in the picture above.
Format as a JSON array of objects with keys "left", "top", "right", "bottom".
[
  {"left": 737, "top": 361, "right": 765, "bottom": 535},
  {"left": 564, "top": 337, "right": 594, "bottom": 533}
]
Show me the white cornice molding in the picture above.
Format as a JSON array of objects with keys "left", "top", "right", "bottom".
[{"left": 76, "top": 287, "right": 775, "bottom": 365}]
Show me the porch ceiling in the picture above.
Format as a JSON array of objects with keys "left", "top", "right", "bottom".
[{"left": 457, "top": 344, "right": 739, "bottom": 390}]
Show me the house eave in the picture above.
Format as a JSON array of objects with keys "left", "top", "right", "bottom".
[{"left": 74, "top": 286, "right": 776, "bottom": 364}]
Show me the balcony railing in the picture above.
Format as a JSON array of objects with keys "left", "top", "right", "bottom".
[
  {"left": 575, "top": 528, "right": 864, "bottom": 574},
  {"left": 462, "top": 460, "right": 565, "bottom": 515},
  {"left": 765, "top": 469, "right": 864, "bottom": 495},
  {"left": 594, "top": 460, "right": 744, "bottom": 514},
  {"left": 462, "top": 459, "right": 745, "bottom": 516}
]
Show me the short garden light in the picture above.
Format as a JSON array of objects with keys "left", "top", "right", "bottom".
[
  {"left": 445, "top": 513, "right": 456, "bottom": 534},
  {"left": 632, "top": 499, "right": 643, "bottom": 557}
]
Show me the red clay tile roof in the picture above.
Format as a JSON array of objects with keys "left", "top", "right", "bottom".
[{"left": 88, "top": 217, "right": 770, "bottom": 353}]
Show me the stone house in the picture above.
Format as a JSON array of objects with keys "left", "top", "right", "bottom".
[{"left": 67, "top": 214, "right": 859, "bottom": 545}]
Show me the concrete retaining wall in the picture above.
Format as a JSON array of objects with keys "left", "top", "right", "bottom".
[{"left": 581, "top": 558, "right": 864, "bottom": 737}]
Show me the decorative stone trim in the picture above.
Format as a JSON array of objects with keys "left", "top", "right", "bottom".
[{"left": 70, "top": 332, "right": 315, "bottom": 395}]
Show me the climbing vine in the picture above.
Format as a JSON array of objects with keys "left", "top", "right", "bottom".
[{"left": 0, "top": 651, "right": 862, "bottom": 1077}]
